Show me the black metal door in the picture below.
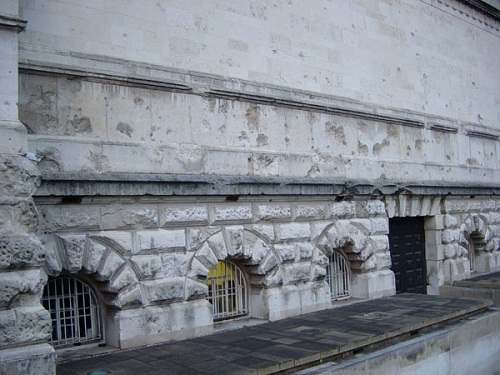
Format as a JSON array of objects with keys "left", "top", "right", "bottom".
[{"left": 389, "top": 217, "right": 427, "bottom": 294}]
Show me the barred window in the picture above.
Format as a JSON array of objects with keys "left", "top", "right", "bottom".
[
  {"left": 42, "top": 276, "right": 101, "bottom": 347},
  {"left": 206, "top": 261, "right": 248, "bottom": 321},
  {"left": 326, "top": 251, "right": 351, "bottom": 300}
]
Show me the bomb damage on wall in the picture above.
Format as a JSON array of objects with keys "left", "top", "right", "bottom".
[{"left": 0, "top": 0, "right": 499, "bottom": 373}]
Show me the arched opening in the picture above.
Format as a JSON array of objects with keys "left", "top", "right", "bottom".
[
  {"left": 326, "top": 250, "right": 351, "bottom": 301},
  {"left": 42, "top": 275, "right": 102, "bottom": 348},
  {"left": 206, "top": 261, "right": 248, "bottom": 321}
]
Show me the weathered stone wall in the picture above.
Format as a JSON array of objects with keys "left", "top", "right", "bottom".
[
  {"left": 18, "top": 0, "right": 500, "bottom": 128},
  {"left": 2, "top": 0, "right": 498, "bottom": 368},
  {"left": 442, "top": 197, "right": 500, "bottom": 279},
  {"left": 36, "top": 196, "right": 394, "bottom": 348},
  {"left": 19, "top": 73, "right": 499, "bottom": 187}
]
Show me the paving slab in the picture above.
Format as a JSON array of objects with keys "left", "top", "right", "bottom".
[
  {"left": 57, "top": 293, "right": 490, "bottom": 375},
  {"left": 453, "top": 270, "right": 500, "bottom": 289}
]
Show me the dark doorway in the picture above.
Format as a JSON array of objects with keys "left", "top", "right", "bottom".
[{"left": 389, "top": 217, "right": 427, "bottom": 294}]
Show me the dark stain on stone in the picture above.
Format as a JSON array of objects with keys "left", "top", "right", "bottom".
[
  {"left": 134, "top": 97, "right": 145, "bottom": 105},
  {"left": 415, "top": 139, "right": 423, "bottom": 150},
  {"left": 246, "top": 105, "right": 260, "bottom": 130},
  {"left": 206, "top": 97, "right": 216, "bottom": 112},
  {"left": 117, "top": 122, "right": 133, "bottom": 137},
  {"left": 19, "top": 85, "right": 58, "bottom": 134},
  {"left": 387, "top": 124, "right": 400, "bottom": 138},
  {"left": 357, "top": 140, "right": 369, "bottom": 156},
  {"left": 325, "top": 121, "right": 347, "bottom": 145},
  {"left": 65, "top": 115, "right": 92, "bottom": 135},
  {"left": 257, "top": 133, "right": 269, "bottom": 146},
  {"left": 373, "top": 139, "right": 390, "bottom": 155}
]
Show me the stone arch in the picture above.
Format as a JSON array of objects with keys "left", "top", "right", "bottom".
[
  {"left": 459, "top": 214, "right": 497, "bottom": 272},
  {"left": 42, "top": 232, "right": 143, "bottom": 310},
  {"left": 314, "top": 221, "right": 376, "bottom": 273},
  {"left": 314, "top": 220, "right": 395, "bottom": 300},
  {"left": 186, "top": 227, "right": 279, "bottom": 300}
]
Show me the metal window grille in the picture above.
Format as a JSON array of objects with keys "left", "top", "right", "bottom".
[
  {"left": 326, "top": 251, "right": 351, "bottom": 300},
  {"left": 42, "top": 276, "right": 101, "bottom": 347},
  {"left": 206, "top": 261, "right": 248, "bottom": 321},
  {"left": 468, "top": 241, "right": 475, "bottom": 271}
]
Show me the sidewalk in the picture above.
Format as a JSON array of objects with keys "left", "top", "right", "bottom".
[{"left": 57, "top": 294, "right": 490, "bottom": 375}]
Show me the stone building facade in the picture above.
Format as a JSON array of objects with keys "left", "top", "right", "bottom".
[{"left": 1, "top": 0, "right": 499, "bottom": 373}]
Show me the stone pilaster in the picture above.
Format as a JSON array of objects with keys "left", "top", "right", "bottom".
[{"left": 0, "top": 1, "right": 55, "bottom": 373}]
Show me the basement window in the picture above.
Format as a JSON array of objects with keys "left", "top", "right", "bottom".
[
  {"left": 326, "top": 251, "right": 351, "bottom": 300},
  {"left": 206, "top": 261, "right": 248, "bottom": 321},
  {"left": 42, "top": 276, "right": 102, "bottom": 347}
]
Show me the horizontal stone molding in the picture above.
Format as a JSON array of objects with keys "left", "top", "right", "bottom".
[
  {"left": 34, "top": 173, "right": 500, "bottom": 197},
  {"left": 18, "top": 54, "right": 498, "bottom": 138},
  {"left": 0, "top": 14, "right": 27, "bottom": 32}
]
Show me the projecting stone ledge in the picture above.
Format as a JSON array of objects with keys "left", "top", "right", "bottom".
[{"left": 36, "top": 173, "right": 500, "bottom": 197}]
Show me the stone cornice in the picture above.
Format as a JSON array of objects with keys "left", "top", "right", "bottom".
[
  {"left": 459, "top": 0, "right": 500, "bottom": 20},
  {"left": 0, "top": 14, "right": 27, "bottom": 32},
  {"left": 434, "top": 0, "right": 500, "bottom": 33},
  {"left": 35, "top": 173, "right": 500, "bottom": 198}
]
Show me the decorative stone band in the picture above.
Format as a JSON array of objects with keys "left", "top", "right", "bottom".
[
  {"left": 18, "top": 53, "right": 497, "bottom": 138},
  {"left": 34, "top": 172, "right": 500, "bottom": 198},
  {"left": 0, "top": 14, "right": 27, "bottom": 32}
]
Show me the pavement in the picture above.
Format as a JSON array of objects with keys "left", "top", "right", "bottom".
[
  {"left": 453, "top": 270, "right": 500, "bottom": 289},
  {"left": 57, "top": 293, "right": 490, "bottom": 375}
]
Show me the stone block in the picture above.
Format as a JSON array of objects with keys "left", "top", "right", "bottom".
[
  {"left": 442, "top": 229, "right": 460, "bottom": 244},
  {"left": 0, "top": 344, "right": 56, "bottom": 375},
  {"left": 443, "top": 214, "right": 458, "bottom": 229},
  {"left": 276, "top": 222, "right": 311, "bottom": 241},
  {"left": 161, "top": 205, "right": 209, "bottom": 225},
  {"left": 211, "top": 204, "right": 253, "bottom": 223},
  {"left": 108, "top": 306, "right": 171, "bottom": 349},
  {"left": 256, "top": 203, "right": 292, "bottom": 221},
  {"left": 58, "top": 234, "right": 86, "bottom": 272},
  {"left": 350, "top": 269, "right": 395, "bottom": 299},
  {"left": 370, "top": 235, "right": 389, "bottom": 253},
  {"left": 130, "top": 254, "right": 164, "bottom": 278},
  {"left": 137, "top": 229, "right": 186, "bottom": 252},
  {"left": 0, "top": 270, "right": 45, "bottom": 309},
  {"left": 169, "top": 300, "right": 213, "bottom": 341},
  {"left": 370, "top": 217, "right": 389, "bottom": 235},
  {"left": 274, "top": 244, "right": 296, "bottom": 264},
  {"left": 0, "top": 235, "right": 43, "bottom": 269},
  {"left": 101, "top": 204, "right": 159, "bottom": 229},
  {"left": 184, "top": 278, "right": 208, "bottom": 300},
  {"left": 109, "top": 266, "right": 138, "bottom": 292},
  {"left": 297, "top": 242, "right": 315, "bottom": 260},
  {"left": 115, "top": 285, "right": 144, "bottom": 309},
  {"left": 0, "top": 310, "right": 16, "bottom": 345},
  {"left": 14, "top": 306, "right": 51, "bottom": 344},
  {"left": 205, "top": 150, "right": 251, "bottom": 176},
  {"left": 251, "top": 153, "right": 280, "bottom": 177},
  {"left": 142, "top": 277, "right": 185, "bottom": 303},
  {"left": 82, "top": 239, "right": 107, "bottom": 273},
  {"left": 294, "top": 203, "right": 327, "bottom": 220},
  {"left": 97, "top": 250, "right": 125, "bottom": 281},
  {"left": 92, "top": 231, "right": 133, "bottom": 254},
  {"left": 330, "top": 201, "right": 356, "bottom": 218},
  {"left": 282, "top": 263, "right": 311, "bottom": 284},
  {"left": 444, "top": 244, "right": 457, "bottom": 259},
  {"left": 365, "top": 200, "right": 386, "bottom": 216},
  {"left": 161, "top": 253, "right": 190, "bottom": 277}
]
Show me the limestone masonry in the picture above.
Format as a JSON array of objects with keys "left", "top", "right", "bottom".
[{"left": 0, "top": 0, "right": 499, "bottom": 373}]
